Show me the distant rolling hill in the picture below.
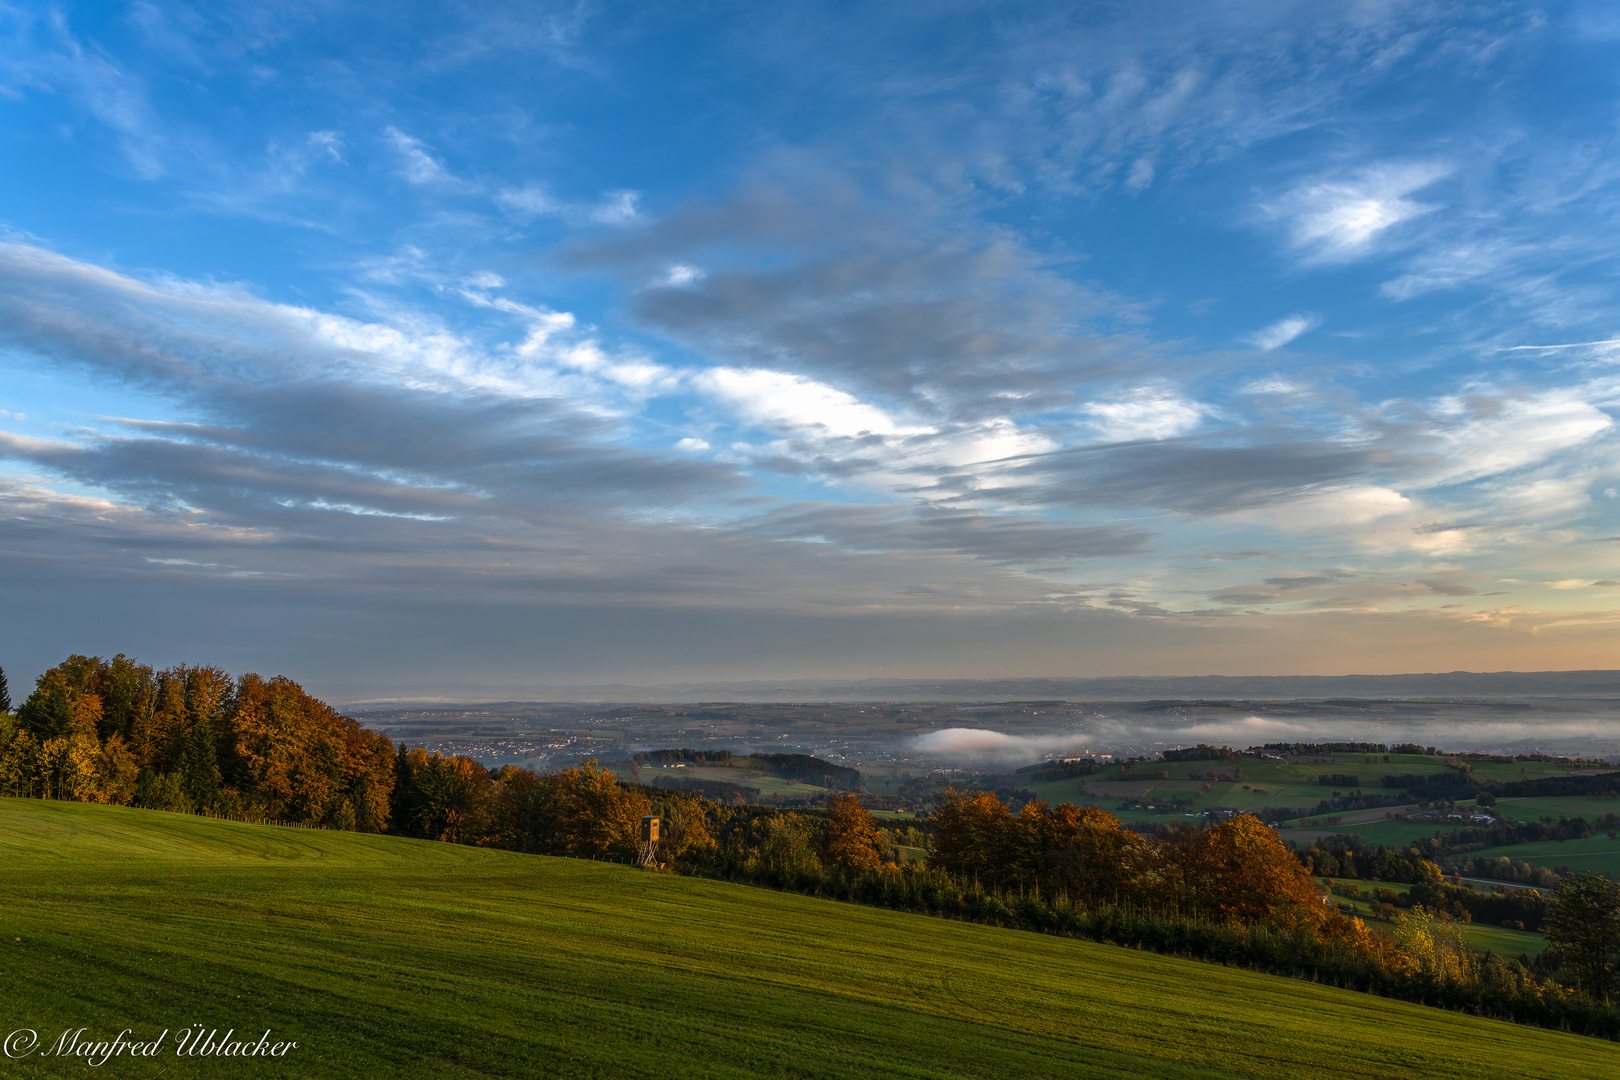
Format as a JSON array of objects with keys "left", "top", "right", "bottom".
[{"left": 2, "top": 798, "right": 1617, "bottom": 1078}]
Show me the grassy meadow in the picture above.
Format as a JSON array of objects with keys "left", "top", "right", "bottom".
[
  {"left": 2, "top": 800, "right": 1619, "bottom": 1078},
  {"left": 1496, "top": 795, "right": 1620, "bottom": 823},
  {"left": 1465, "top": 834, "right": 1620, "bottom": 878}
]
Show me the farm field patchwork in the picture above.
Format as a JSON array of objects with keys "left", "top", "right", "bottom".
[{"left": 2, "top": 799, "right": 1618, "bottom": 1078}]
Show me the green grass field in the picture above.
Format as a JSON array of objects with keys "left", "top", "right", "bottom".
[
  {"left": 1466, "top": 760, "right": 1613, "bottom": 784},
  {"left": 1466, "top": 834, "right": 1620, "bottom": 879},
  {"left": 2, "top": 798, "right": 1618, "bottom": 1079},
  {"left": 1496, "top": 795, "right": 1620, "bottom": 822},
  {"left": 1277, "top": 816, "right": 1461, "bottom": 851}
]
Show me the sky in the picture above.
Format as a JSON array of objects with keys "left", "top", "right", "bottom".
[{"left": 4, "top": 1, "right": 1620, "bottom": 700}]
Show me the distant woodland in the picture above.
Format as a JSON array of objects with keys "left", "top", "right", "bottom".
[{"left": 3, "top": 653, "right": 1620, "bottom": 1038}]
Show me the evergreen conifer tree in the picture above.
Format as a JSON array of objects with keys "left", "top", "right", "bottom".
[
  {"left": 1547, "top": 872, "right": 1620, "bottom": 1002},
  {"left": 177, "top": 718, "right": 222, "bottom": 811},
  {"left": 0, "top": 665, "right": 9, "bottom": 714}
]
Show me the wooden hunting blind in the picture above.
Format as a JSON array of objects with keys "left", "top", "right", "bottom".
[{"left": 636, "top": 816, "right": 660, "bottom": 868}]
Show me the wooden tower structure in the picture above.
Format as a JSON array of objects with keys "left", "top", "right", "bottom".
[{"left": 636, "top": 815, "right": 660, "bottom": 868}]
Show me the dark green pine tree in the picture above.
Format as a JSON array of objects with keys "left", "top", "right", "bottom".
[
  {"left": 0, "top": 665, "right": 9, "bottom": 714},
  {"left": 17, "top": 677, "right": 74, "bottom": 741},
  {"left": 176, "top": 719, "right": 222, "bottom": 812},
  {"left": 390, "top": 743, "right": 423, "bottom": 838},
  {"left": 1547, "top": 872, "right": 1620, "bottom": 1003}
]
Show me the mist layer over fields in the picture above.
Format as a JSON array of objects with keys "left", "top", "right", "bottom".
[{"left": 908, "top": 705, "right": 1620, "bottom": 765}]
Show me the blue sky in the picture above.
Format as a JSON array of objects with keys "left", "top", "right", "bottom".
[{"left": 4, "top": 1, "right": 1620, "bottom": 699}]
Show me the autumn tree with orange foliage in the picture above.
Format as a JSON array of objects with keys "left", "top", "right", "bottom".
[
  {"left": 232, "top": 673, "right": 393, "bottom": 830},
  {"left": 538, "top": 760, "right": 653, "bottom": 860},
  {"left": 927, "top": 788, "right": 1365, "bottom": 943},
  {"left": 820, "top": 792, "right": 884, "bottom": 871},
  {"left": 930, "top": 790, "right": 1142, "bottom": 902},
  {"left": 1148, "top": 814, "right": 1375, "bottom": 954},
  {"left": 479, "top": 761, "right": 654, "bottom": 861},
  {"left": 928, "top": 788, "right": 1013, "bottom": 882},
  {"left": 1151, "top": 815, "right": 1332, "bottom": 930},
  {"left": 1043, "top": 802, "right": 1141, "bottom": 905},
  {"left": 1, "top": 653, "right": 394, "bottom": 828}
]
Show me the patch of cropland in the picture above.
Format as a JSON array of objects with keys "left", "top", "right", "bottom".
[{"left": 2, "top": 799, "right": 1619, "bottom": 1079}]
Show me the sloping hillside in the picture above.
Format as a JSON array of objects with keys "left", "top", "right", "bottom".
[{"left": 0, "top": 798, "right": 1615, "bottom": 1078}]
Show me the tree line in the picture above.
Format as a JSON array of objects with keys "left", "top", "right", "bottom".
[{"left": 1385, "top": 764, "right": 1620, "bottom": 802}]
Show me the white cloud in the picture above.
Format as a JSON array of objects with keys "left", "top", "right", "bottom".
[
  {"left": 1479, "top": 474, "right": 1594, "bottom": 522},
  {"left": 1083, "top": 387, "right": 1208, "bottom": 441},
  {"left": 1229, "top": 484, "right": 1412, "bottom": 530},
  {"left": 303, "top": 499, "right": 452, "bottom": 522},
  {"left": 1218, "top": 484, "right": 1476, "bottom": 554},
  {"left": 1241, "top": 377, "right": 1305, "bottom": 396},
  {"left": 1265, "top": 162, "right": 1451, "bottom": 263},
  {"left": 308, "top": 130, "right": 344, "bottom": 164},
  {"left": 1242, "top": 313, "right": 1320, "bottom": 351},
  {"left": 384, "top": 127, "right": 454, "bottom": 186},
  {"left": 930, "top": 418, "right": 1056, "bottom": 469},
  {"left": 589, "top": 189, "right": 641, "bottom": 224},
  {"left": 1426, "top": 388, "right": 1613, "bottom": 486},
  {"left": 507, "top": 314, "right": 676, "bottom": 395},
  {"left": 447, "top": 289, "right": 678, "bottom": 400},
  {"left": 1501, "top": 337, "right": 1620, "bottom": 352},
  {"left": 496, "top": 184, "right": 644, "bottom": 226},
  {"left": 1124, "top": 157, "right": 1155, "bottom": 193},
  {"left": 911, "top": 727, "right": 1087, "bottom": 761},
  {"left": 1380, "top": 239, "right": 1516, "bottom": 300},
  {"left": 695, "top": 367, "right": 913, "bottom": 438},
  {"left": 664, "top": 264, "right": 704, "bottom": 286},
  {"left": 496, "top": 185, "right": 562, "bottom": 216}
]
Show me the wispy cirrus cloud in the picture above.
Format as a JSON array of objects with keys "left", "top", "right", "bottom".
[
  {"left": 496, "top": 184, "right": 643, "bottom": 225},
  {"left": 1243, "top": 314, "right": 1320, "bottom": 351},
  {"left": 384, "top": 126, "right": 458, "bottom": 186},
  {"left": 1262, "top": 162, "right": 1451, "bottom": 264}
]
